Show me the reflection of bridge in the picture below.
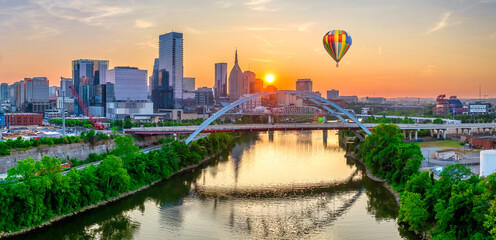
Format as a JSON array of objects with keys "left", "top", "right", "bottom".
[
  {"left": 193, "top": 168, "right": 360, "bottom": 198},
  {"left": 191, "top": 167, "right": 364, "bottom": 238}
]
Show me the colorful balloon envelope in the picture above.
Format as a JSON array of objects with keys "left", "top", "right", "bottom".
[{"left": 323, "top": 30, "right": 352, "bottom": 67}]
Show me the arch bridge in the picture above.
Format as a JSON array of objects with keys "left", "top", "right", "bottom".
[{"left": 184, "top": 90, "right": 370, "bottom": 144}]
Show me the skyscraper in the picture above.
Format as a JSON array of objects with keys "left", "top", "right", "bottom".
[
  {"left": 296, "top": 79, "right": 312, "bottom": 93},
  {"left": 159, "top": 32, "right": 183, "bottom": 108},
  {"left": 228, "top": 50, "right": 245, "bottom": 102},
  {"left": 214, "top": 63, "right": 227, "bottom": 100}
]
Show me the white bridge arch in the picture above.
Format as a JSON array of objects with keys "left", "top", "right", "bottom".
[{"left": 185, "top": 90, "right": 371, "bottom": 144}]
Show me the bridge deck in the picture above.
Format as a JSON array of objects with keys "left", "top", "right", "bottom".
[{"left": 124, "top": 123, "right": 496, "bottom": 135}]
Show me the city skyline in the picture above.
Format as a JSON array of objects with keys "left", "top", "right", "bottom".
[{"left": 0, "top": 0, "right": 495, "bottom": 98}]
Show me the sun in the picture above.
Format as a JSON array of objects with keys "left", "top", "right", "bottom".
[{"left": 265, "top": 74, "right": 275, "bottom": 83}]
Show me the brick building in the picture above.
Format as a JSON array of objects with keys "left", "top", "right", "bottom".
[
  {"left": 5, "top": 113, "right": 43, "bottom": 126},
  {"left": 467, "top": 136, "right": 496, "bottom": 150}
]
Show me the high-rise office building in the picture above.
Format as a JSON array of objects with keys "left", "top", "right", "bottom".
[
  {"left": 72, "top": 59, "right": 108, "bottom": 89},
  {"left": 214, "top": 63, "right": 228, "bottom": 99},
  {"left": 72, "top": 59, "right": 108, "bottom": 115},
  {"left": 106, "top": 67, "right": 148, "bottom": 101},
  {"left": 250, "top": 78, "right": 263, "bottom": 94},
  {"left": 243, "top": 71, "right": 255, "bottom": 95},
  {"left": 327, "top": 89, "right": 339, "bottom": 99},
  {"left": 183, "top": 77, "right": 195, "bottom": 92},
  {"left": 0, "top": 83, "right": 8, "bottom": 102},
  {"left": 194, "top": 87, "right": 214, "bottom": 106},
  {"left": 8, "top": 84, "right": 16, "bottom": 108},
  {"left": 24, "top": 77, "right": 49, "bottom": 102},
  {"left": 25, "top": 77, "right": 50, "bottom": 113},
  {"left": 159, "top": 32, "right": 183, "bottom": 108},
  {"left": 49, "top": 86, "right": 60, "bottom": 98},
  {"left": 60, "top": 77, "right": 73, "bottom": 98},
  {"left": 151, "top": 69, "right": 174, "bottom": 110},
  {"left": 296, "top": 79, "right": 312, "bottom": 93},
  {"left": 151, "top": 58, "right": 174, "bottom": 110},
  {"left": 228, "top": 50, "right": 245, "bottom": 102},
  {"left": 14, "top": 81, "right": 24, "bottom": 110}
]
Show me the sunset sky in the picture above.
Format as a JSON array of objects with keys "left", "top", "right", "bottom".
[{"left": 0, "top": 0, "right": 495, "bottom": 98}]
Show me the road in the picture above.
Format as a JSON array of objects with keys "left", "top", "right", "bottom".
[{"left": 60, "top": 133, "right": 209, "bottom": 176}]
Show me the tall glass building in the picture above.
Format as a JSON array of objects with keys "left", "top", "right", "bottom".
[
  {"left": 72, "top": 59, "right": 108, "bottom": 115},
  {"left": 214, "top": 63, "right": 227, "bottom": 100},
  {"left": 159, "top": 32, "right": 183, "bottom": 108}
]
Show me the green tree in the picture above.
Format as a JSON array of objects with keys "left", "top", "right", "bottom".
[
  {"left": 433, "top": 118, "right": 443, "bottom": 124},
  {"left": 113, "top": 136, "right": 140, "bottom": 165},
  {"left": 7, "top": 157, "right": 37, "bottom": 180},
  {"left": 97, "top": 155, "right": 131, "bottom": 197},
  {"left": 398, "top": 192, "right": 429, "bottom": 231}
]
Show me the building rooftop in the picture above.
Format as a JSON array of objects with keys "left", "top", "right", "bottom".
[{"left": 5, "top": 113, "right": 42, "bottom": 115}]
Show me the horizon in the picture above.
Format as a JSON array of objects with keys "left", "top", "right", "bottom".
[{"left": 0, "top": 0, "right": 495, "bottom": 98}]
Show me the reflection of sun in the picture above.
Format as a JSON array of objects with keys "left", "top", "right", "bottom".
[{"left": 265, "top": 74, "right": 275, "bottom": 83}]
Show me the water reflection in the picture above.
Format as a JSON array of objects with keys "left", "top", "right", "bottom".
[{"left": 9, "top": 131, "right": 419, "bottom": 240}]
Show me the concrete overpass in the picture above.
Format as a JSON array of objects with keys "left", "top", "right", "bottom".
[
  {"left": 356, "top": 114, "right": 461, "bottom": 124},
  {"left": 124, "top": 122, "right": 496, "bottom": 141}
]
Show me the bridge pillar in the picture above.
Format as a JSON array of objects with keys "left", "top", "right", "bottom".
[
  {"left": 322, "top": 116, "right": 327, "bottom": 124},
  {"left": 409, "top": 130, "right": 412, "bottom": 141},
  {"left": 268, "top": 115, "right": 274, "bottom": 124},
  {"left": 430, "top": 129, "right": 434, "bottom": 137},
  {"left": 414, "top": 130, "right": 418, "bottom": 141},
  {"left": 456, "top": 128, "right": 459, "bottom": 135},
  {"left": 437, "top": 130, "right": 440, "bottom": 139},
  {"left": 468, "top": 128, "right": 472, "bottom": 135},
  {"left": 268, "top": 130, "right": 274, "bottom": 141},
  {"left": 403, "top": 130, "right": 407, "bottom": 140},
  {"left": 443, "top": 129, "right": 447, "bottom": 139}
]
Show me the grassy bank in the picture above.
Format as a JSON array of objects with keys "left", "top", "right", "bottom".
[{"left": 416, "top": 140, "right": 463, "bottom": 148}]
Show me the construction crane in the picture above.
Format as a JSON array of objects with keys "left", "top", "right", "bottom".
[{"left": 68, "top": 86, "right": 105, "bottom": 130}]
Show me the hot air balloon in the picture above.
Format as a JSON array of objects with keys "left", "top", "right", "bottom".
[{"left": 323, "top": 30, "right": 352, "bottom": 67}]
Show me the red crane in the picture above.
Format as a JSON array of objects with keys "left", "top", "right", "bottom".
[{"left": 68, "top": 86, "right": 105, "bottom": 130}]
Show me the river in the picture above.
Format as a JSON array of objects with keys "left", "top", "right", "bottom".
[{"left": 11, "top": 131, "right": 418, "bottom": 240}]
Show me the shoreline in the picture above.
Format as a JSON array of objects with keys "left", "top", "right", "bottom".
[
  {"left": 0, "top": 142, "right": 233, "bottom": 239},
  {"left": 345, "top": 153, "right": 401, "bottom": 207}
]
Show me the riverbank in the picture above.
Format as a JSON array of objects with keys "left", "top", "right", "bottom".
[
  {"left": 0, "top": 135, "right": 239, "bottom": 239},
  {"left": 345, "top": 153, "right": 401, "bottom": 207}
]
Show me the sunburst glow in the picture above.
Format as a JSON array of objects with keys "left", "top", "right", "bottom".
[{"left": 265, "top": 74, "right": 275, "bottom": 83}]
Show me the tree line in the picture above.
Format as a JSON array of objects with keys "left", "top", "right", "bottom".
[
  {"left": 0, "top": 130, "right": 110, "bottom": 156},
  {"left": 0, "top": 133, "right": 234, "bottom": 234},
  {"left": 358, "top": 123, "right": 496, "bottom": 239}
]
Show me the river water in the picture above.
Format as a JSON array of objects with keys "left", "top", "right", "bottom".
[{"left": 13, "top": 131, "right": 418, "bottom": 240}]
